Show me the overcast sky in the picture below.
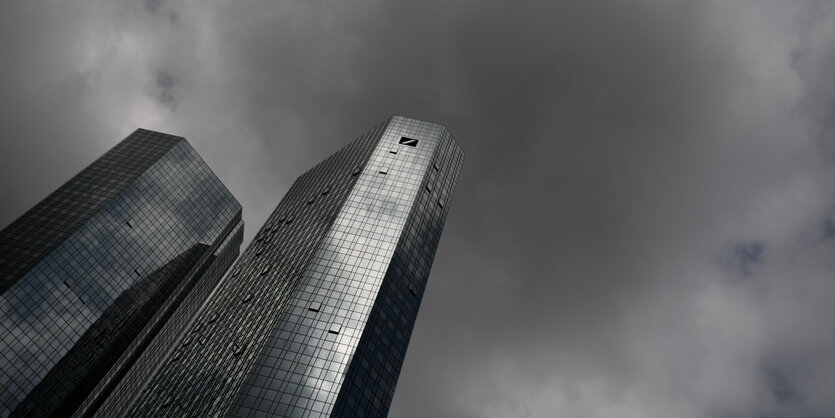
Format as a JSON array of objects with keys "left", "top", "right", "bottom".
[{"left": 3, "top": 1, "right": 835, "bottom": 417}]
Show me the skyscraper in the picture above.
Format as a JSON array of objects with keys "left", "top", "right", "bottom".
[
  {"left": 131, "top": 116, "right": 463, "bottom": 417},
  {"left": 0, "top": 129, "right": 243, "bottom": 418}
]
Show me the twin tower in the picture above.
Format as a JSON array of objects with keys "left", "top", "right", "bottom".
[{"left": 0, "top": 116, "right": 463, "bottom": 417}]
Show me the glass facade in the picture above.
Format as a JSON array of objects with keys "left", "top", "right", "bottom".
[
  {"left": 0, "top": 129, "right": 242, "bottom": 418},
  {"left": 131, "top": 116, "right": 463, "bottom": 417}
]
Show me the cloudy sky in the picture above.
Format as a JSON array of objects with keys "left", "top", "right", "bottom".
[{"left": 3, "top": 1, "right": 835, "bottom": 417}]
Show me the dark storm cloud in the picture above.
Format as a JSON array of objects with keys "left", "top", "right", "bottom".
[{"left": 2, "top": 0, "right": 835, "bottom": 417}]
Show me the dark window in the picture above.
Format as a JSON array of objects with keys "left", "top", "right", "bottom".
[
  {"left": 399, "top": 137, "right": 418, "bottom": 147},
  {"left": 233, "top": 344, "right": 246, "bottom": 356}
]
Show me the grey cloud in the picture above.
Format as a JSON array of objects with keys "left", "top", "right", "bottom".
[
  {"left": 720, "top": 241, "right": 765, "bottom": 278},
  {"left": 3, "top": 0, "right": 835, "bottom": 417},
  {"left": 155, "top": 69, "right": 178, "bottom": 108}
]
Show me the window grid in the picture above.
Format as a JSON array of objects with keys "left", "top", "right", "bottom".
[
  {"left": 1, "top": 132, "right": 242, "bottom": 418},
  {"left": 229, "top": 117, "right": 463, "bottom": 418}
]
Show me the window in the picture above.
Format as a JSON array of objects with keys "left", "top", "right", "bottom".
[
  {"left": 328, "top": 323, "right": 342, "bottom": 334},
  {"left": 322, "top": 187, "right": 331, "bottom": 195},
  {"left": 243, "top": 293, "right": 253, "bottom": 302},
  {"left": 438, "top": 198, "right": 445, "bottom": 208},
  {"left": 307, "top": 197, "right": 315, "bottom": 205},
  {"left": 379, "top": 167, "right": 388, "bottom": 174},
  {"left": 433, "top": 162, "right": 439, "bottom": 171},
  {"left": 352, "top": 167, "right": 362, "bottom": 176},
  {"left": 233, "top": 344, "right": 246, "bottom": 356},
  {"left": 309, "top": 301, "right": 321, "bottom": 312},
  {"left": 389, "top": 149, "right": 398, "bottom": 154},
  {"left": 425, "top": 184, "right": 433, "bottom": 193},
  {"left": 399, "top": 137, "right": 418, "bottom": 147}
]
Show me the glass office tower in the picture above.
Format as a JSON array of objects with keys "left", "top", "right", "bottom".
[
  {"left": 132, "top": 116, "right": 463, "bottom": 417},
  {"left": 0, "top": 129, "right": 243, "bottom": 418}
]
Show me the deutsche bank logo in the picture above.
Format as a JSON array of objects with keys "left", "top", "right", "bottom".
[{"left": 399, "top": 137, "right": 419, "bottom": 147}]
